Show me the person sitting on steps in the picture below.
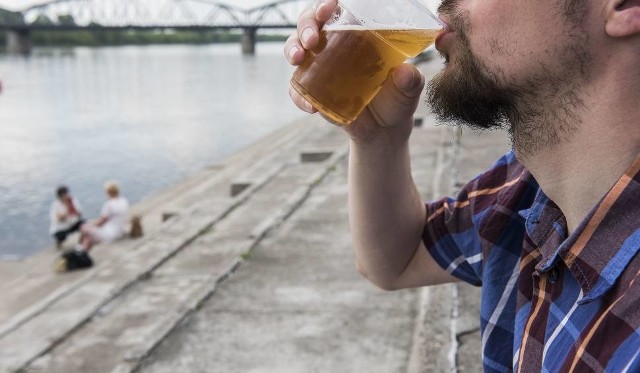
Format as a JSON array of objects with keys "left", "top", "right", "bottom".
[
  {"left": 49, "top": 185, "right": 84, "bottom": 249},
  {"left": 76, "top": 181, "right": 130, "bottom": 253}
]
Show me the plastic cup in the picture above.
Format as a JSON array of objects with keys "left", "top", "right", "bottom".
[{"left": 291, "top": 0, "right": 443, "bottom": 125}]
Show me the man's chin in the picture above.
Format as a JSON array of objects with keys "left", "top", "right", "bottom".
[
  {"left": 427, "top": 80, "right": 509, "bottom": 130},
  {"left": 428, "top": 53, "right": 514, "bottom": 130}
]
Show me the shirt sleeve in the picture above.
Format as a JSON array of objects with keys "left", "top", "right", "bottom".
[{"left": 422, "top": 152, "right": 530, "bottom": 286}]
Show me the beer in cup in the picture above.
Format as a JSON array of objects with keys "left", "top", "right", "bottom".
[{"left": 291, "top": 0, "right": 443, "bottom": 125}]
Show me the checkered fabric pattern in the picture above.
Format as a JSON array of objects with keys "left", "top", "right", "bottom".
[{"left": 423, "top": 151, "right": 640, "bottom": 372}]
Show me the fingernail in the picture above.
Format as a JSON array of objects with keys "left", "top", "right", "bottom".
[
  {"left": 316, "top": 0, "right": 326, "bottom": 11},
  {"left": 301, "top": 28, "right": 314, "bottom": 44},
  {"left": 303, "top": 100, "right": 314, "bottom": 112},
  {"left": 288, "top": 45, "right": 299, "bottom": 60},
  {"left": 394, "top": 67, "right": 418, "bottom": 92}
]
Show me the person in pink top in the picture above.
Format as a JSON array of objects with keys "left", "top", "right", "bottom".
[{"left": 49, "top": 185, "right": 84, "bottom": 249}]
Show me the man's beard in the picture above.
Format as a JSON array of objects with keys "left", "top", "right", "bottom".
[{"left": 427, "top": 8, "right": 591, "bottom": 159}]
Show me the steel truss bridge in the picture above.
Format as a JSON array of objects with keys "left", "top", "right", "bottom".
[{"left": 0, "top": 0, "right": 309, "bottom": 53}]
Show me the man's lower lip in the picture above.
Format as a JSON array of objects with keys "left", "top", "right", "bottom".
[{"left": 435, "top": 30, "right": 449, "bottom": 50}]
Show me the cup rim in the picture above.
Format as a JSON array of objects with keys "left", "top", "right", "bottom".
[{"left": 337, "top": 0, "right": 445, "bottom": 29}]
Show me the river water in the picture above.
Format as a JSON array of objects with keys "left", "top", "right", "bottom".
[{"left": 0, "top": 42, "right": 304, "bottom": 259}]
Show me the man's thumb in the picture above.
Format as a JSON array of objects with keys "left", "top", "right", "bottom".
[
  {"left": 367, "top": 64, "right": 425, "bottom": 127},
  {"left": 392, "top": 64, "right": 425, "bottom": 99}
]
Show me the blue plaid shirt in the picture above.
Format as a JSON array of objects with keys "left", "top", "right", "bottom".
[{"left": 423, "top": 151, "right": 640, "bottom": 372}]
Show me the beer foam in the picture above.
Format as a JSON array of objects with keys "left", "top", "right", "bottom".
[
  {"left": 324, "top": 24, "right": 417, "bottom": 31},
  {"left": 324, "top": 24, "right": 367, "bottom": 31}
]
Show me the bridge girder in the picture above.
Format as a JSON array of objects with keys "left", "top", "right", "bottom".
[{"left": 0, "top": 0, "right": 308, "bottom": 28}]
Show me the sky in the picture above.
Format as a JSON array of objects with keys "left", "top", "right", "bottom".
[{"left": 0, "top": 0, "right": 441, "bottom": 13}]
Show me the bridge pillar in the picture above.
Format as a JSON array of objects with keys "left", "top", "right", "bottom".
[
  {"left": 6, "top": 29, "right": 32, "bottom": 55},
  {"left": 241, "top": 28, "right": 257, "bottom": 55}
]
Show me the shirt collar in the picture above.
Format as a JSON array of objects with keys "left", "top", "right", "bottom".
[{"left": 520, "top": 155, "right": 640, "bottom": 303}]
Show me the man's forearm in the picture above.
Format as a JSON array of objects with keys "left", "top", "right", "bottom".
[{"left": 348, "top": 138, "right": 426, "bottom": 289}]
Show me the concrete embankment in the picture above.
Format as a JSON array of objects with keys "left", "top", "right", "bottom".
[{"left": 0, "top": 57, "right": 511, "bottom": 373}]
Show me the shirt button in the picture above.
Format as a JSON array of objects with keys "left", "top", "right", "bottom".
[{"left": 548, "top": 267, "right": 560, "bottom": 284}]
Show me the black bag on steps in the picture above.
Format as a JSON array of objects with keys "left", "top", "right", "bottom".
[{"left": 56, "top": 249, "right": 94, "bottom": 272}]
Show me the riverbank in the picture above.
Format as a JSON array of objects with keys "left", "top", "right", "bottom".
[{"left": 0, "top": 57, "right": 511, "bottom": 372}]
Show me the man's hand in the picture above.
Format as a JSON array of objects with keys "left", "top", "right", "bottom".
[{"left": 284, "top": 0, "right": 425, "bottom": 145}]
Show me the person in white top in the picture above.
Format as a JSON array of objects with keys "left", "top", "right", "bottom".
[
  {"left": 49, "top": 185, "right": 84, "bottom": 248},
  {"left": 78, "top": 181, "right": 130, "bottom": 252}
]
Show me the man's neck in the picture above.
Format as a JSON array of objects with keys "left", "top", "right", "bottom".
[{"left": 516, "top": 72, "right": 640, "bottom": 235}]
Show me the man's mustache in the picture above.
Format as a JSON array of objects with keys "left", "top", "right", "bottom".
[{"left": 438, "top": 0, "right": 458, "bottom": 14}]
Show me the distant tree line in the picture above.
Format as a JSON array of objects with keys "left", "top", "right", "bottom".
[
  {"left": 29, "top": 29, "right": 286, "bottom": 46},
  {"left": 0, "top": 13, "right": 288, "bottom": 47}
]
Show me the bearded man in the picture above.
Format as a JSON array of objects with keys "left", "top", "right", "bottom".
[{"left": 286, "top": 0, "right": 640, "bottom": 371}]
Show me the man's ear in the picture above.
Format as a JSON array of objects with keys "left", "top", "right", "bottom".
[{"left": 606, "top": 0, "right": 640, "bottom": 37}]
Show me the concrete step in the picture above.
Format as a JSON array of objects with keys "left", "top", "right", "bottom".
[
  {"left": 23, "top": 145, "right": 349, "bottom": 372},
  {"left": 134, "top": 117, "right": 325, "bottom": 223},
  {"left": 137, "top": 160, "right": 420, "bottom": 373},
  {"left": 27, "top": 274, "right": 214, "bottom": 373},
  {"left": 229, "top": 123, "right": 345, "bottom": 197},
  {"left": 0, "top": 213, "right": 220, "bottom": 372}
]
